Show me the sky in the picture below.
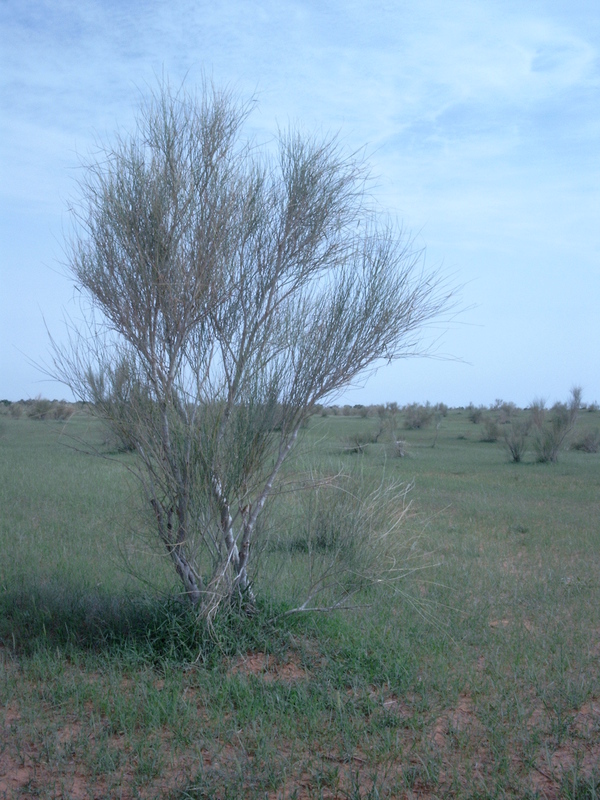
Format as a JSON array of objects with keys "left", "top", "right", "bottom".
[{"left": 1, "top": 0, "right": 599, "bottom": 407}]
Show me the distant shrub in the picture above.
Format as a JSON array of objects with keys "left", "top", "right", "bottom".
[
  {"left": 531, "top": 387, "right": 581, "bottom": 463},
  {"left": 404, "top": 402, "right": 433, "bottom": 430},
  {"left": 9, "top": 403, "right": 23, "bottom": 419},
  {"left": 435, "top": 402, "right": 448, "bottom": 417},
  {"left": 52, "top": 402, "right": 75, "bottom": 421},
  {"left": 586, "top": 401, "right": 599, "bottom": 412},
  {"left": 26, "top": 396, "right": 53, "bottom": 420},
  {"left": 571, "top": 429, "right": 600, "bottom": 453},
  {"left": 480, "top": 416, "right": 501, "bottom": 442},
  {"left": 370, "top": 403, "right": 400, "bottom": 442},
  {"left": 468, "top": 404, "right": 484, "bottom": 424},
  {"left": 342, "top": 431, "right": 375, "bottom": 454},
  {"left": 497, "top": 402, "right": 518, "bottom": 424}
]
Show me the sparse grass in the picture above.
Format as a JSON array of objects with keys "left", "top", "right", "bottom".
[{"left": 1, "top": 411, "right": 599, "bottom": 798}]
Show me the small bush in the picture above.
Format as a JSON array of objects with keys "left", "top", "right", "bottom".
[
  {"left": 492, "top": 399, "right": 518, "bottom": 423},
  {"left": 434, "top": 402, "right": 448, "bottom": 417},
  {"left": 404, "top": 402, "right": 433, "bottom": 430},
  {"left": 468, "top": 404, "right": 484, "bottom": 424},
  {"left": 342, "top": 431, "right": 375, "bottom": 454},
  {"left": 26, "top": 396, "right": 53, "bottom": 420},
  {"left": 571, "top": 429, "right": 600, "bottom": 453},
  {"left": 52, "top": 401, "right": 75, "bottom": 420},
  {"left": 9, "top": 402, "right": 23, "bottom": 418},
  {"left": 480, "top": 416, "right": 501, "bottom": 442},
  {"left": 531, "top": 387, "right": 581, "bottom": 463},
  {"left": 503, "top": 419, "right": 531, "bottom": 462}
]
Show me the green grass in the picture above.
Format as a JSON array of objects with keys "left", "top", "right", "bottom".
[{"left": 1, "top": 409, "right": 599, "bottom": 798}]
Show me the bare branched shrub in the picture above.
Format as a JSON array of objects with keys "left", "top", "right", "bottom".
[
  {"left": 49, "top": 79, "right": 455, "bottom": 619},
  {"left": 531, "top": 387, "right": 581, "bottom": 463},
  {"left": 342, "top": 431, "right": 375, "bottom": 454},
  {"left": 503, "top": 419, "right": 531, "bottom": 462},
  {"left": 372, "top": 401, "right": 401, "bottom": 442}
]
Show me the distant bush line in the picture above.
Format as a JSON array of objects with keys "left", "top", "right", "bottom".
[{"left": 2, "top": 395, "right": 598, "bottom": 465}]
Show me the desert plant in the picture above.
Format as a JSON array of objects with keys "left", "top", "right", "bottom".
[
  {"left": 571, "top": 429, "right": 600, "bottom": 453},
  {"left": 392, "top": 439, "right": 407, "bottom": 457},
  {"left": 276, "top": 469, "right": 416, "bottom": 613},
  {"left": 467, "top": 404, "right": 484, "bottom": 424},
  {"left": 49, "top": 78, "right": 454, "bottom": 619},
  {"left": 480, "top": 416, "right": 501, "bottom": 442},
  {"left": 404, "top": 402, "right": 433, "bottom": 430},
  {"left": 531, "top": 387, "right": 581, "bottom": 463},
  {"left": 9, "top": 402, "right": 23, "bottom": 419},
  {"left": 26, "top": 396, "right": 53, "bottom": 420},
  {"left": 342, "top": 431, "right": 374, "bottom": 454},
  {"left": 503, "top": 419, "right": 531, "bottom": 462}
]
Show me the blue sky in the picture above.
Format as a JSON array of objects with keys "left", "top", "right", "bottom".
[{"left": 1, "top": 0, "right": 599, "bottom": 406}]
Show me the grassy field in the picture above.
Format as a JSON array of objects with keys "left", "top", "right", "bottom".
[{"left": 1, "top": 409, "right": 599, "bottom": 799}]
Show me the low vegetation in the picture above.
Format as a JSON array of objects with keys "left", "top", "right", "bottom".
[{"left": 1, "top": 404, "right": 599, "bottom": 798}]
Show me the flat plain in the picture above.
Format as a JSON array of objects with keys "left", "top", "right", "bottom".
[{"left": 1, "top": 407, "right": 599, "bottom": 799}]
